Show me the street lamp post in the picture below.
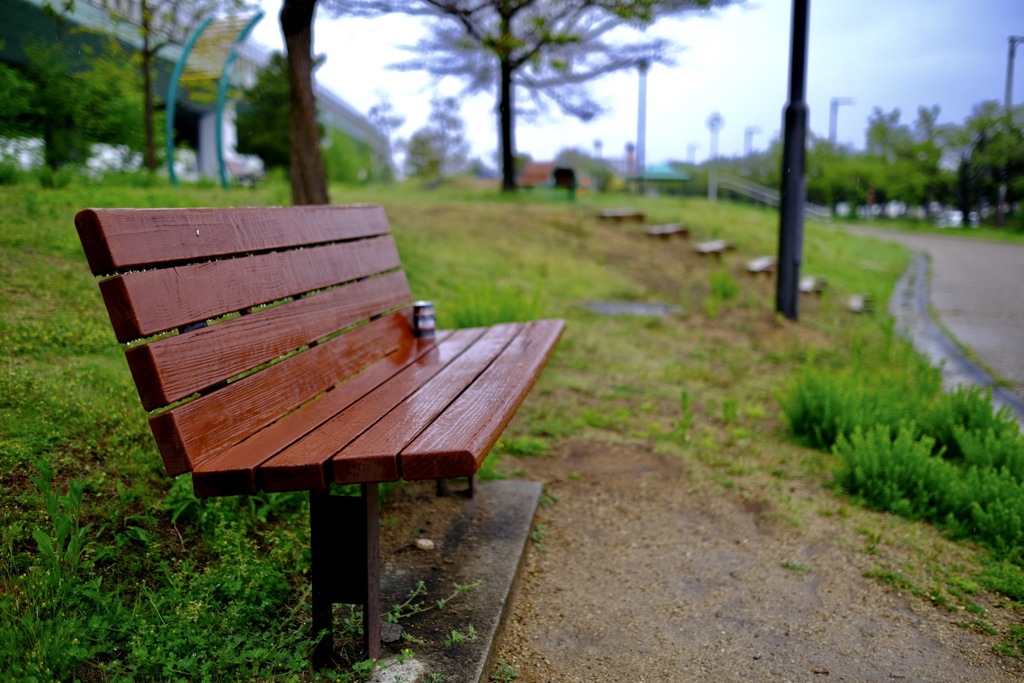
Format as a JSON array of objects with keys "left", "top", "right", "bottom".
[
  {"left": 828, "top": 97, "right": 853, "bottom": 147},
  {"left": 777, "top": 0, "right": 810, "bottom": 321},
  {"left": 707, "top": 112, "right": 723, "bottom": 200},
  {"left": 744, "top": 126, "right": 761, "bottom": 157},
  {"left": 999, "top": 36, "right": 1024, "bottom": 227},
  {"left": 637, "top": 60, "right": 649, "bottom": 193}
]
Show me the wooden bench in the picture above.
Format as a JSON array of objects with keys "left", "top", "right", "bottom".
[
  {"left": 74, "top": 205, "right": 564, "bottom": 664},
  {"left": 847, "top": 293, "right": 873, "bottom": 313},
  {"left": 694, "top": 239, "right": 735, "bottom": 258},
  {"left": 746, "top": 255, "right": 775, "bottom": 275},
  {"left": 644, "top": 223, "right": 689, "bottom": 239},
  {"left": 799, "top": 275, "right": 827, "bottom": 295},
  {"left": 597, "top": 207, "right": 645, "bottom": 223}
]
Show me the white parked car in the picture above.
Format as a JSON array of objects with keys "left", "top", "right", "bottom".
[{"left": 935, "top": 210, "right": 963, "bottom": 228}]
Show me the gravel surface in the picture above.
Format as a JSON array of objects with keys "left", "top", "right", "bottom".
[{"left": 493, "top": 441, "right": 1024, "bottom": 682}]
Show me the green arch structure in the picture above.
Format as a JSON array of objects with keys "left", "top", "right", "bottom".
[
  {"left": 216, "top": 11, "right": 264, "bottom": 189},
  {"left": 165, "top": 16, "right": 213, "bottom": 186},
  {"left": 165, "top": 12, "right": 265, "bottom": 187}
]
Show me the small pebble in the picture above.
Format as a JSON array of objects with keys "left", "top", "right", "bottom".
[{"left": 415, "top": 538, "right": 436, "bottom": 550}]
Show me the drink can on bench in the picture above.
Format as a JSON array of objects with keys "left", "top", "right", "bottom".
[{"left": 413, "top": 301, "right": 436, "bottom": 338}]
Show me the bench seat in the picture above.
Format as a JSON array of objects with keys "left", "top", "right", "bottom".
[{"left": 191, "top": 319, "right": 563, "bottom": 497}]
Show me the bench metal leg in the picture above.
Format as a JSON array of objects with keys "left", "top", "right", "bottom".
[
  {"left": 436, "top": 474, "right": 475, "bottom": 498},
  {"left": 310, "top": 484, "right": 381, "bottom": 666}
]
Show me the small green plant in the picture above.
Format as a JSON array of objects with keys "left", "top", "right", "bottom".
[
  {"left": 490, "top": 659, "right": 521, "bottom": 682},
  {"left": 722, "top": 397, "right": 739, "bottom": 425},
  {"left": 30, "top": 460, "right": 90, "bottom": 576},
  {"left": 709, "top": 270, "right": 740, "bottom": 300},
  {"left": 385, "top": 580, "right": 483, "bottom": 623},
  {"left": 501, "top": 436, "right": 551, "bottom": 457},
  {"left": 668, "top": 389, "right": 693, "bottom": 444},
  {"left": 444, "top": 625, "right": 477, "bottom": 647},
  {"left": 530, "top": 523, "right": 548, "bottom": 552},
  {"left": 781, "top": 562, "right": 812, "bottom": 574},
  {"left": 994, "top": 625, "right": 1024, "bottom": 658}
]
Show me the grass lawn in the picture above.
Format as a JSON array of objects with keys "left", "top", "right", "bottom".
[{"left": 1, "top": 175, "right": 1022, "bottom": 680}]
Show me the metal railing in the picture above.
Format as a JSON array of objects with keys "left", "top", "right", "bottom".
[{"left": 718, "top": 175, "right": 832, "bottom": 222}]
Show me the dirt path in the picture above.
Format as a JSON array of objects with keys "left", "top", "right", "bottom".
[{"left": 495, "top": 442, "right": 1024, "bottom": 682}]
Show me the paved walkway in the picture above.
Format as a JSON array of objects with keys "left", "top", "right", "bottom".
[{"left": 847, "top": 227, "right": 1024, "bottom": 420}]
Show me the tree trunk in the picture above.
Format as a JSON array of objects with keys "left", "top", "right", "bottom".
[
  {"left": 142, "top": 48, "right": 157, "bottom": 172},
  {"left": 281, "top": 0, "right": 330, "bottom": 205},
  {"left": 499, "top": 58, "right": 516, "bottom": 192}
]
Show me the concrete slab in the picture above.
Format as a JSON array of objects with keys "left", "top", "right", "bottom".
[{"left": 370, "top": 480, "right": 542, "bottom": 683}]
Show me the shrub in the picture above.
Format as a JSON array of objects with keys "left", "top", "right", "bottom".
[
  {"left": 37, "top": 166, "right": 74, "bottom": 189},
  {"left": 446, "top": 281, "right": 545, "bottom": 327}
]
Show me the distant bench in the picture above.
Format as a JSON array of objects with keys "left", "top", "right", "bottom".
[
  {"left": 598, "top": 207, "right": 646, "bottom": 223},
  {"left": 695, "top": 239, "right": 735, "bottom": 258},
  {"left": 645, "top": 223, "right": 689, "bottom": 239},
  {"left": 75, "top": 205, "right": 564, "bottom": 663},
  {"left": 746, "top": 255, "right": 775, "bottom": 275}
]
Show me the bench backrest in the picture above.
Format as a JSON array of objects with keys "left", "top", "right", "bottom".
[{"left": 76, "top": 205, "right": 416, "bottom": 478}]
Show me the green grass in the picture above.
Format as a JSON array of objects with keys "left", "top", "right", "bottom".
[{"left": 1, "top": 173, "right": 1021, "bottom": 677}]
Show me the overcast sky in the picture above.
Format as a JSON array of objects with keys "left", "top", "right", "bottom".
[{"left": 250, "top": 0, "right": 1024, "bottom": 166}]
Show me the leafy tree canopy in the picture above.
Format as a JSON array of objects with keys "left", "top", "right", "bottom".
[{"left": 322, "top": 0, "right": 737, "bottom": 190}]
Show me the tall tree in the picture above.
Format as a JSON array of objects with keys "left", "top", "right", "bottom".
[
  {"left": 403, "top": 95, "right": 469, "bottom": 179},
  {"left": 300, "top": 0, "right": 735, "bottom": 192},
  {"left": 14, "top": 37, "right": 145, "bottom": 170},
  {"left": 99, "top": 0, "right": 248, "bottom": 172},
  {"left": 280, "top": 0, "right": 330, "bottom": 204},
  {"left": 0, "top": 59, "right": 36, "bottom": 141},
  {"left": 865, "top": 107, "right": 912, "bottom": 162},
  {"left": 367, "top": 96, "right": 405, "bottom": 182},
  {"left": 955, "top": 100, "right": 1024, "bottom": 222}
]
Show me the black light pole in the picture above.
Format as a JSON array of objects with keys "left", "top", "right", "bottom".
[{"left": 776, "top": 0, "right": 810, "bottom": 321}]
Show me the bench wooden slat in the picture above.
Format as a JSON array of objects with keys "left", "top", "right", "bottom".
[
  {"left": 127, "top": 271, "right": 411, "bottom": 410},
  {"left": 190, "top": 331, "right": 456, "bottom": 497},
  {"left": 401, "top": 318, "right": 565, "bottom": 479},
  {"left": 331, "top": 323, "right": 523, "bottom": 484},
  {"left": 149, "top": 312, "right": 410, "bottom": 476},
  {"left": 251, "top": 328, "right": 489, "bottom": 494},
  {"left": 76, "top": 205, "right": 392, "bottom": 274},
  {"left": 100, "top": 236, "right": 402, "bottom": 342}
]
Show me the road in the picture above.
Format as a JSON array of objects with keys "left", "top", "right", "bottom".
[{"left": 847, "top": 227, "right": 1024, "bottom": 420}]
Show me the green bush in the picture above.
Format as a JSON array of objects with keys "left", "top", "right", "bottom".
[
  {"left": 37, "top": 166, "right": 74, "bottom": 189},
  {"left": 834, "top": 424, "right": 1024, "bottom": 563},
  {"left": 0, "top": 161, "right": 22, "bottom": 185},
  {"left": 783, "top": 332, "right": 1024, "bottom": 566}
]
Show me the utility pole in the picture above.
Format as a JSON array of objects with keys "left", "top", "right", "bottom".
[
  {"left": 999, "top": 36, "right": 1024, "bottom": 227},
  {"left": 828, "top": 97, "right": 853, "bottom": 147},
  {"left": 776, "top": 0, "right": 810, "bottom": 321}
]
